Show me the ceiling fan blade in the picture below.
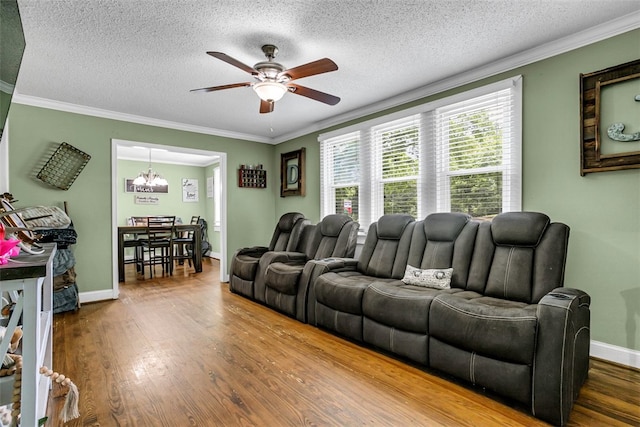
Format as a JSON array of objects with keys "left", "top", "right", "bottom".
[
  {"left": 280, "top": 58, "right": 338, "bottom": 80},
  {"left": 190, "top": 82, "right": 252, "bottom": 93},
  {"left": 259, "top": 99, "right": 275, "bottom": 114},
  {"left": 207, "top": 51, "right": 258, "bottom": 75},
  {"left": 287, "top": 83, "right": 340, "bottom": 105}
]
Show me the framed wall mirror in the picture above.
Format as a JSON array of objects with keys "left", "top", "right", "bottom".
[{"left": 280, "top": 148, "right": 305, "bottom": 197}]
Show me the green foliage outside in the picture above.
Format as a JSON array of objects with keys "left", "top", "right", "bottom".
[
  {"left": 332, "top": 139, "right": 359, "bottom": 221},
  {"left": 381, "top": 126, "right": 419, "bottom": 217},
  {"left": 448, "top": 111, "right": 503, "bottom": 217}
]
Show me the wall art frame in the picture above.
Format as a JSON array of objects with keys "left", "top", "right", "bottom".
[
  {"left": 182, "top": 178, "right": 199, "bottom": 202},
  {"left": 280, "top": 148, "right": 305, "bottom": 197},
  {"left": 580, "top": 59, "right": 640, "bottom": 175},
  {"left": 124, "top": 178, "right": 168, "bottom": 194}
]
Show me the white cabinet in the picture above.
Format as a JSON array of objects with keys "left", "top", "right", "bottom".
[{"left": 0, "top": 244, "right": 55, "bottom": 426}]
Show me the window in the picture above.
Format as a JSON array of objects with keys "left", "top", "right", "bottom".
[
  {"left": 369, "top": 116, "right": 421, "bottom": 218},
  {"left": 213, "top": 165, "right": 221, "bottom": 228},
  {"left": 320, "top": 77, "right": 521, "bottom": 230},
  {"left": 432, "top": 88, "right": 520, "bottom": 218},
  {"left": 320, "top": 132, "right": 360, "bottom": 222}
]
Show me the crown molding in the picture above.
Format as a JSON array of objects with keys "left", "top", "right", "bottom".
[
  {"left": 12, "top": 92, "right": 274, "bottom": 144},
  {"left": 273, "top": 10, "right": 640, "bottom": 144}
]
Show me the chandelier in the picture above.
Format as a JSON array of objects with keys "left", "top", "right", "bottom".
[{"left": 133, "top": 149, "right": 168, "bottom": 186}]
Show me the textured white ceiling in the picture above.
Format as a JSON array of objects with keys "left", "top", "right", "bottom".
[{"left": 12, "top": 0, "right": 640, "bottom": 144}]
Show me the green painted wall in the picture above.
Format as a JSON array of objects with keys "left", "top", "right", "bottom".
[
  {"left": 274, "top": 29, "right": 640, "bottom": 351},
  {"left": 7, "top": 105, "right": 278, "bottom": 292}
]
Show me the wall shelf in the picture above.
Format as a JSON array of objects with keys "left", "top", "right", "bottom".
[{"left": 238, "top": 167, "right": 266, "bottom": 189}]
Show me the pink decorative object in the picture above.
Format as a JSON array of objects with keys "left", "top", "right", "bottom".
[{"left": 0, "top": 223, "right": 21, "bottom": 264}]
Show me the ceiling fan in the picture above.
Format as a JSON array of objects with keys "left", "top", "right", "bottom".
[{"left": 191, "top": 44, "right": 340, "bottom": 114}]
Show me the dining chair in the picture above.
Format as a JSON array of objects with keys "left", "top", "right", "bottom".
[
  {"left": 138, "top": 216, "right": 176, "bottom": 278},
  {"left": 123, "top": 217, "right": 148, "bottom": 268},
  {"left": 173, "top": 215, "right": 200, "bottom": 268}
]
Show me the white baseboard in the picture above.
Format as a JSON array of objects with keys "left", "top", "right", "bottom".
[
  {"left": 79, "top": 289, "right": 118, "bottom": 304},
  {"left": 590, "top": 340, "right": 640, "bottom": 369}
]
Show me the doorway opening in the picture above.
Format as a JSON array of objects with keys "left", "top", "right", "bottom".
[{"left": 111, "top": 138, "right": 227, "bottom": 296}]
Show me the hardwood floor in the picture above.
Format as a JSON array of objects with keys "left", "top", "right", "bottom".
[{"left": 45, "top": 259, "right": 640, "bottom": 426}]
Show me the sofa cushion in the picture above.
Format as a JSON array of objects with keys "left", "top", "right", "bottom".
[
  {"left": 430, "top": 293, "right": 538, "bottom": 365},
  {"left": 406, "top": 213, "right": 477, "bottom": 290},
  {"left": 269, "top": 212, "right": 307, "bottom": 251},
  {"left": 358, "top": 215, "right": 414, "bottom": 279},
  {"left": 320, "top": 214, "right": 352, "bottom": 237},
  {"left": 377, "top": 214, "right": 413, "bottom": 239},
  {"left": 402, "top": 265, "right": 453, "bottom": 289},
  {"left": 265, "top": 262, "right": 304, "bottom": 295},
  {"left": 423, "top": 212, "right": 470, "bottom": 242},
  {"left": 363, "top": 281, "right": 458, "bottom": 333},
  {"left": 316, "top": 272, "right": 395, "bottom": 315},
  {"left": 491, "top": 211, "right": 549, "bottom": 247},
  {"left": 233, "top": 254, "right": 260, "bottom": 281}
]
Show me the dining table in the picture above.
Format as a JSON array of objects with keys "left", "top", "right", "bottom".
[{"left": 117, "top": 223, "right": 203, "bottom": 282}]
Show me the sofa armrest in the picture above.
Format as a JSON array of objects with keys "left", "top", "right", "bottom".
[
  {"left": 261, "top": 251, "right": 307, "bottom": 264},
  {"left": 234, "top": 246, "right": 269, "bottom": 258},
  {"left": 300, "top": 258, "right": 359, "bottom": 324},
  {"left": 533, "top": 287, "right": 591, "bottom": 426},
  {"left": 309, "top": 257, "right": 359, "bottom": 272}
]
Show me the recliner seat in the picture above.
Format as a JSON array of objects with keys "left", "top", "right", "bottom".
[
  {"left": 262, "top": 214, "right": 359, "bottom": 321},
  {"left": 362, "top": 212, "right": 477, "bottom": 364},
  {"left": 229, "top": 212, "right": 308, "bottom": 299},
  {"left": 313, "top": 214, "right": 415, "bottom": 341},
  {"left": 427, "top": 212, "right": 588, "bottom": 426}
]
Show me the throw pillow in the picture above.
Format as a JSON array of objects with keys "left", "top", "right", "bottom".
[{"left": 402, "top": 265, "right": 453, "bottom": 289}]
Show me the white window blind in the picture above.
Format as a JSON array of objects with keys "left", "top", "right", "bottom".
[
  {"left": 367, "top": 115, "right": 421, "bottom": 219},
  {"left": 320, "top": 76, "right": 521, "bottom": 231},
  {"left": 320, "top": 131, "right": 361, "bottom": 223},
  {"left": 432, "top": 87, "right": 521, "bottom": 217}
]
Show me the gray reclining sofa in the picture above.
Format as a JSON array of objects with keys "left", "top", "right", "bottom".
[
  {"left": 307, "top": 211, "right": 590, "bottom": 426},
  {"left": 229, "top": 211, "right": 590, "bottom": 426}
]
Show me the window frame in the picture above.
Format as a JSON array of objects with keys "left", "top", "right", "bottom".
[{"left": 319, "top": 76, "right": 522, "bottom": 232}]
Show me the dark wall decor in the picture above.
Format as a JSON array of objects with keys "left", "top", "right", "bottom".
[
  {"left": 124, "top": 179, "right": 169, "bottom": 193},
  {"left": 237, "top": 164, "right": 266, "bottom": 188},
  {"left": 580, "top": 59, "right": 640, "bottom": 175},
  {"left": 36, "top": 142, "right": 91, "bottom": 190},
  {"left": 280, "top": 148, "right": 305, "bottom": 197}
]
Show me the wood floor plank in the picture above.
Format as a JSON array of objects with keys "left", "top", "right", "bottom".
[{"left": 42, "top": 259, "right": 640, "bottom": 426}]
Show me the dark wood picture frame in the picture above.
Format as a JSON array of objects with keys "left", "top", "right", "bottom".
[
  {"left": 280, "top": 148, "right": 306, "bottom": 197},
  {"left": 580, "top": 59, "right": 640, "bottom": 175}
]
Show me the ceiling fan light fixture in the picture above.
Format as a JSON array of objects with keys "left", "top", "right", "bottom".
[{"left": 253, "top": 81, "right": 287, "bottom": 102}]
